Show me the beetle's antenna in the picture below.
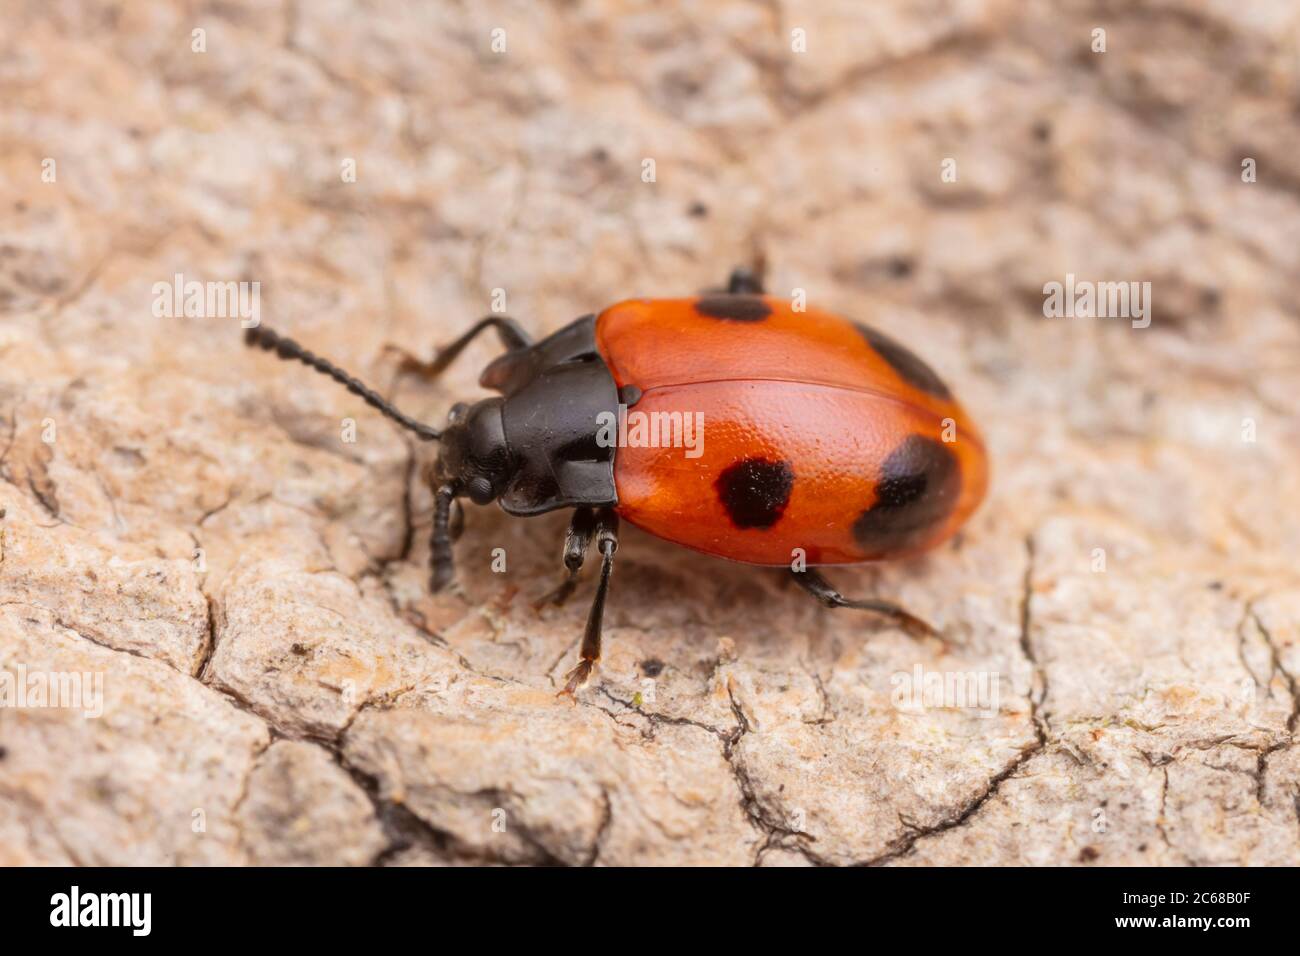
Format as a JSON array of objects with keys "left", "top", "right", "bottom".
[{"left": 246, "top": 326, "right": 441, "bottom": 441}]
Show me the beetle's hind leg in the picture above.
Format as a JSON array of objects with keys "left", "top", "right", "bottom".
[
  {"left": 726, "top": 266, "right": 765, "bottom": 295},
  {"left": 558, "top": 509, "right": 619, "bottom": 697},
  {"left": 790, "top": 568, "right": 941, "bottom": 641}
]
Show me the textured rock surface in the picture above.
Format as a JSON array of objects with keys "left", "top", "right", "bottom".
[{"left": 1, "top": 0, "right": 1298, "bottom": 865}]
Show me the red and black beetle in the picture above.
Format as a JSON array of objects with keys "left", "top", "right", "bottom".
[{"left": 246, "top": 268, "right": 988, "bottom": 694}]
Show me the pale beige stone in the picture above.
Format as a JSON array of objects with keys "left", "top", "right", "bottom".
[
  {"left": 236, "top": 740, "right": 387, "bottom": 866},
  {"left": 0, "top": 603, "right": 268, "bottom": 865},
  {"left": 0, "top": 0, "right": 1297, "bottom": 867}
]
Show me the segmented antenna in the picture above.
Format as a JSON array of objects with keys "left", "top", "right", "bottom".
[{"left": 245, "top": 326, "right": 441, "bottom": 441}]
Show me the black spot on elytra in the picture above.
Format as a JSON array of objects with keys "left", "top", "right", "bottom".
[
  {"left": 695, "top": 295, "right": 771, "bottom": 322},
  {"left": 640, "top": 658, "right": 665, "bottom": 677},
  {"left": 887, "top": 256, "right": 914, "bottom": 279},
  {"left": 716, "top": 457, "right": 794, "bottom": 529},
  {"left": 854, "top": 323, "right": 951, "bottom": 399},
  {"left": 853, "top": 436, "right": 960, "bottom": 553}
]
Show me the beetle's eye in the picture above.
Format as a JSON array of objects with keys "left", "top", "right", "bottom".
[{"left": 465, "top": 476, "right": 494, "bottom": 505}]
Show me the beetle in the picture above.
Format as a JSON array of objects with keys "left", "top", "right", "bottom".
[{"left": 245, "top": 268, "right": 988, "bottom": 695}]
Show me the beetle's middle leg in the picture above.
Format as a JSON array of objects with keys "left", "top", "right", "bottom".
[
  {"left": 558, "top": 508, "right": 619, "bottom": 697},
  {"left": 790, "top": 567, "right": 941, "bottom": 641},
  {"left": 386, "top": 315, "right": 533, "bottom": 384},
  {"left": 534, "top": 506, "right": 598, "bottom": 610}
]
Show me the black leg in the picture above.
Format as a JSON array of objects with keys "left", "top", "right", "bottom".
[
  {"left": 560, "top": 508, "right": 619, "bottom": 697},
  {"left": 430, "top": 483, "right": 458, "bottom": 592},
  {"left": 534, "top": 506, "right": 597, "bottom": 609},
  {"left": 727, "top": 266, "right": 765, "bottom": 295},
  {"left": 790, "top": 568, "right": 939, "bottom": 640},
  {"left": 388, "top": 316, "right": 532, "bottom": 383}
]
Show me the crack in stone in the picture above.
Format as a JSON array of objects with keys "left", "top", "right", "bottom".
[
  {"left": 344, "top": 750, "right": 570, "bottom": 866},
  {"left": 197, "top": 492, "right": 234, "bottom": 528},
  {"left": 716, "top": 678, "right": 823, "bottom": 867},
  {"left": 853, "top": 535, "right": 1048, "bottom": 866},
  {"left": 1, "top": 600, "right": 153, "bottom": 665},
  {"left": 1153, "top": 764, "right": 1192, "bottom": 864},
  {"left": 1247, "top": 604, "right": 1297, "bottom": 814},
  {"left": 860, "top": 739, "right": 1044, "bottom": 867},
  {"left": 228, "top": 735, "right": 275, "bottom": 859},
  {"left": 585, "top": 788, "right": 613, "bottom": 867},
  {"left": 194, "top": 593, "right": 219, "bottom": 680},
  {"left": 801, "top": 658, "right": 836, "bottom": 726},
  {"left": 592, "top": 675, "right": 813, "bottom": 866},
  {"left": 0, "top": 785, "right": 88, "bottom": 866},
  {"left": 331, "top": 747, "right": 460, "bottom": 867},
  {"left": 1252, "top": 606, "right": 1298, "bottom": 735},
  {"left": 25, "top": 473, "right": 61, "bottom": 523},
  {"left": 0, "top": 600, "right": 275, "bottom": 864},
  {"left": 595, "top": 686, "right": 735, "bottom": 743},
  {"left": 1018, "top": 533, "right": 1049, "bottom": 744}
]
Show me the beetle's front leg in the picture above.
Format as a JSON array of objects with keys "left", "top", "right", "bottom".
[{"left": 430, "top": 483, "right": 458, "bottom": 592}]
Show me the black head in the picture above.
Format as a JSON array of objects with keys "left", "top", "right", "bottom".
[{"left": 435, "top": 399, "right": 513, "bottom": 504}]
